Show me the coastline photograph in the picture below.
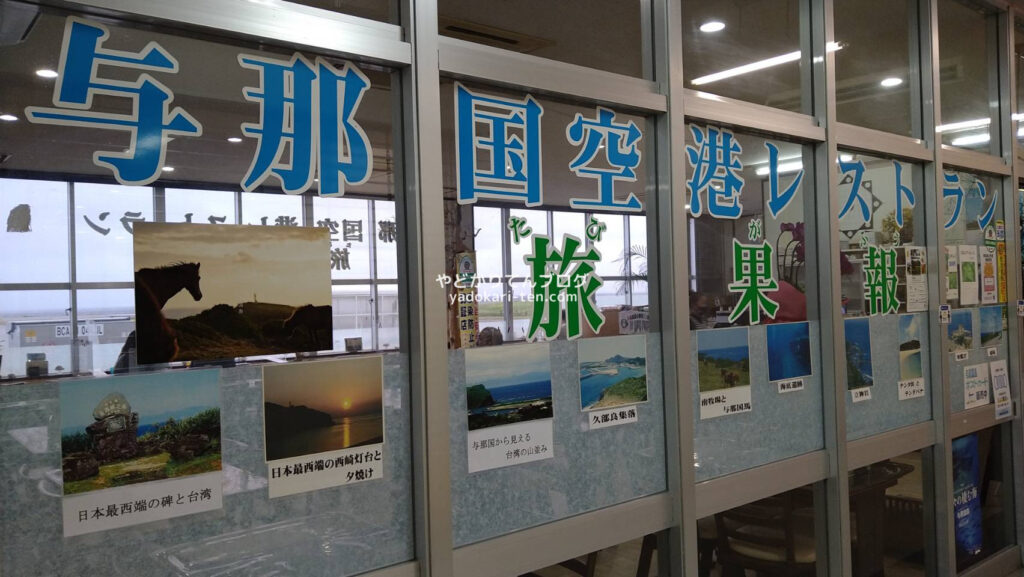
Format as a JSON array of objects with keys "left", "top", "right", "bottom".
[
  {"left": 466, "top": 343, "right": 553, "bottom": 432},
  {"left": 899, "top": 314, "right": 923, "bottom": 381},
  {"left": 948, "top": 309, "right": 974, "bottom": 352},
  {"left": 263, "top": 357, "right": 384, "bottom": 462},
  {"left": 132, "top": 222, "right": 333, "bottom": 365},
  {"left": 579, "top": 335, "right": 647, "bottom": 411},
  {"left": 60, "top": 370, "right": 221, "bottom": 496},
  {"left": 765, "top": 322, "right": 812, "bottom": 382},
  {"left": 980, "top": 305, "right": 1007, "bottom": 346},
  {"left": 844, "top": 318, "right": 873, "bottom": 390},
  {"left": 696, "top": 327, "right": 750, "bottom": 392}
]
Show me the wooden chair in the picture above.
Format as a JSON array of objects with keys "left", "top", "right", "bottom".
[
  {"left": 714, "top": 493, "right": 816, "bottom": 577},
  {"left": 519, "top": 552, "right": 599, "bottom": 577}
]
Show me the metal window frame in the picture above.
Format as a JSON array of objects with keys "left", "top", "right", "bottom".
[{"left": 1, "top": 0, "right": 1022, "bottom": 575}]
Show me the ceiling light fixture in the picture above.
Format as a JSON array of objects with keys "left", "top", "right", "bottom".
[
  {"left": 0, "top": 114, "right": 17, "bottom": 122},
  {"left": 227, "top": 137, "right": 242, "bottom": 143},
  {"left": 936, "top": 118, "right": 989, "bottom": 133},
  {"left": 692, "top": 42, "right": 842, "bottom": 86},
  {"left": 699, "top": 20, "right": 726, "bottom": 33},
  {"left": 162, "top": 166, "right": 175, "bottom": 172},
  {"left": 880, "top": 77, "right": 903, "bottom": 88},
  {"left": 755, "top": 161, "right": 803, "bottom": 176},
  {"left": 35, "top": 69, "right": 58, "bottom": 79},
  {"left": 950, "top": 133, "right": 990, "bottom": 147}
]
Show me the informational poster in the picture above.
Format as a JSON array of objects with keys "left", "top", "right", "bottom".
[
  {"left": 963, "top": 363, "right": 990, "bottom": 409},
  {"left": 946, "top": 246, "right": 959, "bottom": 302},
  {"left": 898, "top": 314, "right": 925, "bottom": 401},
  {"left": 845, "top": 318, "right": 873, "bottom": 402},
  {"left": 979, "top": 246, "right": 997, "bottom": 305},
  {"left": 133, "top": 222, "right": 333, "bottom": 364},
  {"left": 696, "top": 327, "right": 751, "bottom": 419},
  {"left": 996, "top": 242, "right": 1007, "bottom": 303},
  {"left": 466, "top": 344, "right": 554, "bottom": 472},
  {"left": 263, "top": 357, "right": 385, "bottom": 498},
  {"left": 579, "top": 335, "right": 647, "bottom": 430},
  {"left": 979, "top": 306, "right": 1006, "bottom": 348},
  {"left": 958, "top": 245, "right": 979, "bottom": 306},
  {"left": 952, "top": 434, "right": 983, "bottom": 560},
  {"left": 948, "top": 308, "right": 973, "bottom": 361},
  {"left": 59, "top": 370, "right": 223, "bottom": 537},
  {"left": 991, "top": 359, "right": 1011, "bottom": 420},
  {"left": 455, "top": 252, "right": 479, "bottom": 348},
  {"left": 904, "top": 246, "right": 929, "bottom": 312}
]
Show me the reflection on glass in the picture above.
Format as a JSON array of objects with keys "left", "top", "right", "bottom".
[
  {"left": 0, "top": 179, "right": 69, "bottom": 283},
  {"left": 850, "top": 451, "right": 927, "bottom": 577},
  {"left": 682, "top": 0, "right": 808, "bottom": 113},
  {"left": 313, "top": 196, "right": 371, "bottom": 279},
  {"left": 75, "top": 289, "right": 134, "bottom": 376},
  {"left": 698, "top": 484, "right": 820, "bottom": 576},
  {"left": 938, "top": 0, "right": 998, "bottom": 152},
  {"left": 835, "top": 0, "right": 915, "bottom": 136},
  {"left": 164, "top": 188, "right": 237, "bottom": 225},
  {"left": 74, "top": 183, "right": 153, "bottom": 283}
]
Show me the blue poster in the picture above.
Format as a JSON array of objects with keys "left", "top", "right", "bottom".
[{"left": 952, "top": 433, "right": 983, "bottom": 559}]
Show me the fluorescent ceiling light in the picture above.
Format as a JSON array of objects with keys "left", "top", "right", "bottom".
[
  {"left": 880, "top": 77, "right": 903, "bottom": 88},
  {"left": 227, "top": 137, "right": 242, "bottom": 143},
  {"left": 936, "top": 118, "right": 989, "bottom": 133},
  {"left": 162, "top": 166, "right": 175, "bottom": 172},
  {"left": 0, "top": 114, "right": 17, "bottom": 121},
  {"left": 692, "top": 42, "right": 841, "bottom": 86},
  {"left": 756, "top": 161, "right": 803, "bottom": 176},
  {"left": 950, "top": 133, "right": 989, "bottom": 147},
  {"left": 839, "top": 153, "right": 854, "bottom": 162},
  {"left": 35, "top": 69, "right": 58, "bottom": 78},
  {"left": 699, "top": 20, "right": 726, "bottom": 33}
]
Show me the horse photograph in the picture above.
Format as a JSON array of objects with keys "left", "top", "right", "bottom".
[{"left": 131, "top": 222, "right": 333, "bottom": 364}]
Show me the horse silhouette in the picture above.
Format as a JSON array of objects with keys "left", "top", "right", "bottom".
[
  {"left": 113, "top": 262, "right": 202, "bottom": 371},
  {"left": 283, "top": 304, "right": 332, "bottom": 351}
]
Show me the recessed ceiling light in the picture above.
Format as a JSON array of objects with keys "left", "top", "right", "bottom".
[
  {"left": 0, "top": 114, "right": 17, "bottom": 122},
  {"left": 162, "top": 166, "right": 175, "bottom": 172},
  {"left": 880, "top": 77, "right": 903, "bottom": 88},
  {"left": 227, "top": 137, "right": 242, "bottom": 143},
  {"left": 699, "top": 20, "right": 726, "bottom": 33},
  {"left": 839, "top": 153, "right": 854, "bottom": 162},
  {"left": 35, "top": 69, "right": 58, "bottom": 78}
]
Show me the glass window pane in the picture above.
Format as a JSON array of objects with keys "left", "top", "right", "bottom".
[
  {"left": 838, "top": 152, "right": 933, "bottom": 439},
  {"left": 437, "top": 0, "right": 644, "bottom": 77},
  {"left": 241, "top": 192, "right": 302, "bottom": 227},
  {"left": 0, "top": 179, "right": 69, "bottom": 283},
  {"left": 330, "top": 284, "right": 373, "bottom": 352},
  {"left": 834, "top": 0, "right": 915, "bottom": 136},
  {"left": 551, "top": 210, "right": 585, "bottom": 243},
  {"left": 938, "top": 0, "right": 999, "bottom": 153},
  {"left": 682, "top": 0, "right": 808, "bottom": 113},
  {"left": 377, "top": 283, "right": 399, "bottom": 350},
  {"left": 283, "top": 0, "right": 394, "bottom": 23},
  {"left": 593, "top": 214, "right": 625, "bottom": 277},
  {"left": 73, "top": 183, "right": 153, "bottom": 283},
  {"left": 509, "top": 208, "right": 547, "bottom": 278},
  {"left": 849, "top": 451, "right": 927, "bottom": 577},
  {"left": 476, "top": 282, "right": 507, "bottom": 339},
  {"left": 472, "top": 207, "right": 504, "bottom": 279},
  {"left": 164, "top": 188, "right": 237, "bottom": 225},
  {"left": 698, "top": 484, "right": 822, "bottom": 576},
  {"left": 75, "top": 288, "right": 134, "bottom": 376},
  {"left": 0, "top": 289, "right": 72, "bottom": 379},
  {"left": 374, "top": 200, "right": 399, "bottom": 279},
  {"left": 628, "top": 215, "right": 649, "bottom": 306},
  {"left": 954, "top": 427, "right": 1015, "bottom": 571},
  {"left": 313, "top": 196, "right": 371, "bottom": 279}
]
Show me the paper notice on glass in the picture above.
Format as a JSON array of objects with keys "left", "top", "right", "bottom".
[
  {"left": 958, "top": 245, "right": 979, "bottom": 306},
  {"left": 963, "top": 363, "right": 990, "bottom": 409},
  {"left": 699, "top": 385, "right": 752, "bottom": 418},
  {"left": 991, "top": 359, "right": 1011, "bottom": 420},
  {"left": 997, "top": 242, "right": 1007, "bottom": 303},
  {"left": 946, "top": 246, "right": 959, "bottom": 302},
  {"left": 468, "top": 419, "right": 553, "bottom": 473},
  {"left": 904, "top": 246, "right": 928, "bottom": 312},
  {"left": 979, "top": 246, "right": 997, "bottom": 305},
  {"left": 587, "top": 405, "right": 639, "bottom": 429}
]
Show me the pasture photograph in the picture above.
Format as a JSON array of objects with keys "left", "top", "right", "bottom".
[
  {"left": 131, "top": 222, "right": 333, "bottom": 364},
  {"left": 263, "top": 357, "right": 384, "bottom": 462},
  {"left": 696, "top": 327, "right": 750, "bottom": 393},
  {"left": 60, "top": 370, "right": 221, "bottom": 495}
]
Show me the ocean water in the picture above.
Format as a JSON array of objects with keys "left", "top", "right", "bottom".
[
  {"left": 266, "top": 414, "right": 383, "bottom": 461},
  {"left": 699, "top": 346, "right": 748, "bottom": 362},
  {"left": 487, "top": 380, "right": 552, "bottom": 404},
  {"left": 580, "top": 367, "right": 645, "bottom": 409},
  {"left": 900, "top": 350, "right": 923, "bottom": 380}
]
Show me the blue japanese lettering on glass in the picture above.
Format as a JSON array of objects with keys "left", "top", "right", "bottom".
[
  {"left": 238, "top": 53, "right": 373, "bottom": 196},
  {"left": 837, "top": 159, "right": 869, "bottom": 223},
  {"left": 893, "top": 161, "right": 916, "bottom": 228},
  {"left": 974, "top": 180, "right": 997, "bottom": 230},
  {"left": 684, "top": 125, "right": 744, "bottom": 219},
  {"left": 565, "top": 106, "right": 643, "bottom": 212},
  {"left": 24, "top": 17, "right": 203, "bottom": 186},
  {"left": 943, "top": 171, "right": 963, "bottom": 230},
  {"left": 455, "top": 83, "right": 544, "bottom": 206},
  {"left": 764, "top": 142, "right": 803, "bottom": 219}
]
